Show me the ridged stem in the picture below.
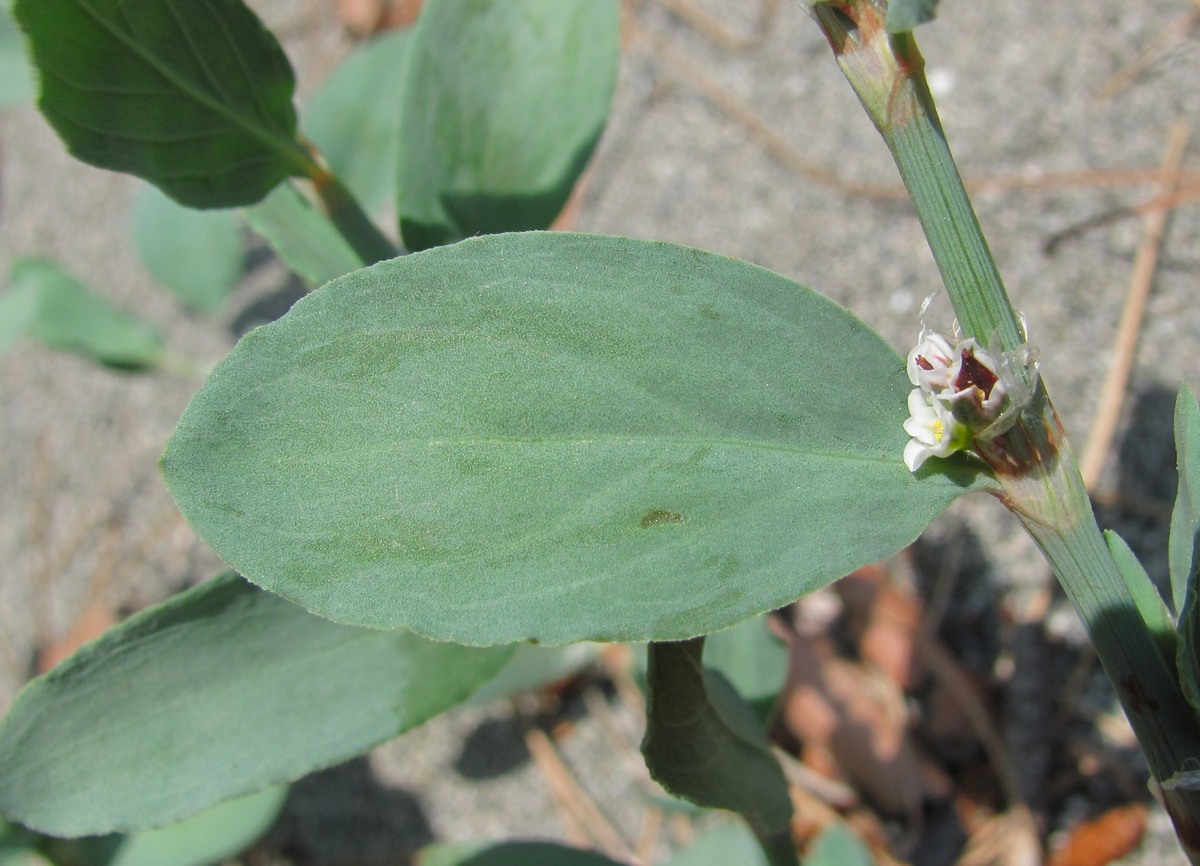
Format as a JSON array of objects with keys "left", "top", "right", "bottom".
[{"left": 805, "top": 1, "right": 1200, "bottom": 857}]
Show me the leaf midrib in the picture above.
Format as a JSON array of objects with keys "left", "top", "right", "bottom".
[
  {"left": 256, "top": 433, "right": 904, "bottom": 467},
  {"left": 68, "top": 0, "right": 310, "bottom": 175}
]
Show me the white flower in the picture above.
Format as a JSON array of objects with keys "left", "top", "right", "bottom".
[
  {"left": 902, "top": 319, "right": 1040, "bottom": 471},
  {"left": 903, "top": 388, "right": 970, "bottom": 471},
  {"left": 940, "top": 338, "right": 1008, "bottom": 425},
  {"left": 907, "top": 332, "right": 957, "bottom": 393}
]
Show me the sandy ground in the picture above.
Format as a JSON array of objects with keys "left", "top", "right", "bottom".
[{"left": 2, "top": 0, "right": 1199, "bottom": 863}]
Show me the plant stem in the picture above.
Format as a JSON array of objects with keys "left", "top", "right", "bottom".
[
  {"left": 757, "top": 828, "right": 802, "bottom": 866},
  {"left": 805, "top": 0, "right": 1200, "bottom": 856},
  {"left": 298, "top": 136, "right": 397, "bottom": 266},
  {"left": 980, "top": 393, "right": 1200, "bottom": 858},
  {"left": 808, "top": 1, "right": 1024, "bottom": 355}
]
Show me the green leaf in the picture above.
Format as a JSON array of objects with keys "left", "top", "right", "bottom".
[
  {"left": 242, "top": 181, "right": 365, "bottom": 288},
  {"left": 642, "top": 638, "right": 792, "bottom": 837},
  {"left": 396, "top": 0, "right": 619, "bottom": 251},
  {"left": 132, "top": 184, "right": 244, "bottom": 312},
  {"left": 1170, "top": 384, "right": 1200, "bottom": 615},
  {"left": 663, "top": 821, "right": 767, "bottom": 866},
  {"left": 161, "top": 233, "right": 992, "bottom": 646},
  {"left": 703, "top": 616, "right": 788, "bottom": 727},
  {"left": 885, "top": 0, "right": 940, "bottom": 33},
  {"left": 0, "top": 818, "right": 48, "bottom": 866},
  {"left": 0, "top": 572, "right": 513, "bottom": 837},
  {"left": 1179, "top": 566, "right": 1200, "bottom": 718},
  {"left": 3, "top": 258, "right": 165, "bottom": 368},
  {"left": 302, "top": 29, "right": 410, "bottom": 215},
  {"left": 0, "top": 279, "right": 39, "bottom": 354},
  {"left": 1104, "top": 529, "right": 1176, "bottom": 669},
  {"left": 804, "top": 822, "right": 873, "bottom": 866},
  {"left": 13, "top": 0, "right": 311, "bottom": 208},
  {"left": 47, "top": 786, "right": 287, "bottom": 866},
  {"left": 418, "top": 841, "right": 628, "bottom": 866},
  {"left": 466, "top": 642, "right": 601, "bottom": 707},
  {"left": 0, "top": 1, "right": 34, "bottom": 108}
]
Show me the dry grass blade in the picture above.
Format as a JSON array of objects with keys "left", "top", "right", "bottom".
[
  {"left": 1079, "top": 121, "right": 1192, "bottom": 490},
  {"left": 652, "top": 0, "right": 779, "bottom": 50},
  {"left": 956, "top": 807, "right": 1042, "bottom": 866},
  {"left": 523, "top": 719, "right": 635, "bottom": 861},
  {"left": 626, "top": 25, "right": 902, "bottom": 199},
  {"left": 1097, "top": 2, "right": 1200, "bottom": 101}
]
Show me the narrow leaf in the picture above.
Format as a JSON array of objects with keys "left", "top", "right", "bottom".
[
  {"left": 301, "top": 29, "right": 410, "bottom": 215},
  {"left": 1170, "top": 384, "right": 1200, "bottom": 614},
  {"left": 641, "top": 638, "right": 793, "bottom": 837},
  {"left": 396, "top": 0, "right": 619, "bottom": 251},
  {"left": 1179, "top": 571, "right": 1200, "bottom": 717},
  {"left": 4, "top": 258, "right": 165, "bottom": 368},
  {"left": 14, "top": 0, "right": 311, "bottom": 207},
  {"left": 0, "top": 572, "right": 512, "bottom": 837},
  {"left": 132, "top": 184, "right": 244, "bottom": 312},
  {"left": 161, "top": 233, "right": 993, "bottom": 646},
  {"left": 1104, "top": 529, "right": 1176, "bottom": 668},
  {"left": 418, "top": 841, "right": 628, "bottom": 866},
  {"left": 0, "top": 1, "right": 34, "bottom": 108},
  {"left": 242, "top": 181, "right": 365, "bottom": 288},
  {"left": 885, "top": 0, "right": 940, "bottom": 32}
]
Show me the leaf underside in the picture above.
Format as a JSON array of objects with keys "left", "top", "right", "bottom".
[
  {"left": 641, "top": 638, "right": 792, "bottom": 837},
  {"left": 162, "top": 232, "right": 991, "bottom": 646},
  {"left": 15, "top": 0, "right": 304, "bottom": 207}
]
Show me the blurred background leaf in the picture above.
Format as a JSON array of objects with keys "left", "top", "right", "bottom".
[
  {"left": 2, "top": 258, "right": 165, "bottom": 369},
  {"left": 242, "top": 180, "right": 366, "bottom": 288},
  {"left": 0, "top": 0, "right": 33, "bottom": 108},
  {"left": 131, "top": 184, "right": 245, "bottom": 313},
  {"left": 302, "top": 28, "right": 411, "bottom": 215},
  {"left": 395, "top": 0, "right": 619, "bottom": 250}
]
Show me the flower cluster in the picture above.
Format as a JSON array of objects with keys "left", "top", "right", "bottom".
[{"left": 902, "top": 332, "right": 1008, "bottom": 471}]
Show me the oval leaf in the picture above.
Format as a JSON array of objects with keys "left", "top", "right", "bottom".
[
  {"left": 4, "top": 258, "right": 165, "bottom": 368},
  {"left": 0, "top": 572, "right": 512, "bottom": 836},
  {"left": 161, "top": 232, "right": 992, "bottom": 646},
  {"left": 132, "top": 184, "right": 245, "bottom": 312},
  {"left": 396, "top": 0, "right": 619, "bottom": 251},
  {"left": 14, "top": 0, "right": 309, "bottom": 207}
]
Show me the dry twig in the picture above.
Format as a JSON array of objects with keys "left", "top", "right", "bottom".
[{"left": 1079, "top": 122, "right": 1191, "bottom": 490}]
